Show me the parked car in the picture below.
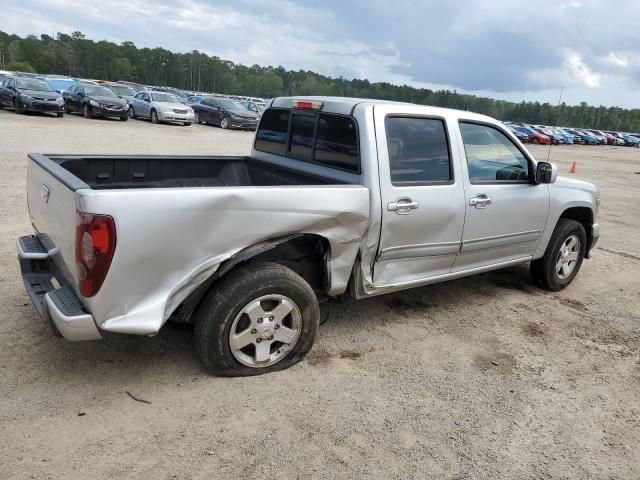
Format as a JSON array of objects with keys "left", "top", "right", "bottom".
[
  {"left": 0, "top": 76, "right": 65, "bottom": 116},
  {"left": 622, "top": 134, "right": 640, "bottom": 147},
  {"left": 103, "top": 82, "right": 136, "bottom": 107},
  {"left": 17, "top": 97, "right": 600, "bottom": 376},
  {"left": 151, "top": 87, "right": 189, "bottom": 104},
  {"left": 550, "top": 127, "right": 574, "bottom": 145},
  {"left": 533, "top": 126, "right": 564, "bottom": 145},
  {"left": 604, "top": 132, "right": 626, "bottom": 146},
  {"left": 129, "top": 90, "right": 194, "bottom": 125},
  {"left": 564, "top": 129, "right": 590, "bottom": 145},
  {"left": 578, "top": 129, "right": 602, "bottom": 145},
  {"left": 116, "top": 81, "right": 148, "bottom": 93},
  {"left": 192, "top": 97, "right": 259, "bottom": 129},
  {"left": 241, "top": 101, "right": 266, "bottom": 116},
  {"left": 585, "top": 129, "right": 609, "bottom": 144},
  {"left": 63, "top": 82, "right": 129, "bottom": 120},
  {"left": 508, "top": 125, "right": 531, "bottom": 143},
  {"left": 515, "top": 126, "right": 551, "bottom": 145}
]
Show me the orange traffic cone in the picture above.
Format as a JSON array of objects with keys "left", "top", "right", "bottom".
[{"left": 569, "top": 162, "right": 577, "bottom": 174}]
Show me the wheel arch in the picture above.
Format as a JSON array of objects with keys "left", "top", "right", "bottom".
[
  {"left": 165, "top": 233, "right": 332, "bottom": 325},
  {"left": 559, "top": 206, "right": 594, "bottom": 256}
]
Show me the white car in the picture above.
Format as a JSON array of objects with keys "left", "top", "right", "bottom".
[{"left": 129, "top": 91, "right": 195, "bottom": 126}]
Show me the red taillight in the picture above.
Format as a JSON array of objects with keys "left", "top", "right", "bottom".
[{"left": 75, "top": 212, "right": 116, "bottom": 297}]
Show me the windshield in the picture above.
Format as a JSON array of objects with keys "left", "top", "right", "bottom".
[
  {"left": 83, "top": 85, "right": 116, "bottom": 97},
  {"left": 16, "top": 79, "right": 54, "bottom": 92},
  {"left": 151, "top": 92, "right": 180, "bottom": 103},
  {"left": 218, "top": 99, "right": 245, "bottom": 110},
  {"left": 46, "top": 79, "right": 75, "bottom": 91},
  {"left": 108, "top": 85, "right": 134, "bottom": 96}
]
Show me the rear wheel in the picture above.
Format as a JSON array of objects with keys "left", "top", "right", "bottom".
[
  {"left": 194, "top": 262, "right": 319, "bottom": 376},
  {"left": 194, "top": 111, "right": 200, "bottom": 124},
  {"left": 220, "top": 117, "right": 230, "bottom": 129},
  {"left": 83, "top": 104, "right": 92, "bottom": 119},
  {"left": 531, "top": 218, "right": 586, "bottom": 291},
  {"left": 151, "top": 110, "right": 159, "bottom": 124}
]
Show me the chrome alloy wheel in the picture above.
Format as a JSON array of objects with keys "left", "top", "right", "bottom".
[
  {"left": 229, "top": 294, "right": 301, "bottom": 368},
  {"left": 556, "top": 235, "right": 580, "bottom": 280}
]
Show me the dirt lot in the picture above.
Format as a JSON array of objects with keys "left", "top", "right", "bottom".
[{"left": 1, "top": 110, "right": 639, "bottom": 479}]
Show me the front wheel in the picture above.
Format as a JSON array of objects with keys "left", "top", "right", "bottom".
[
  {"left": 194, "top": 111, "right": 200, "bottom": 124},
  {"left": 151, "top": 110, "right": 159, "bottom": 124},
  {"left": 120, "top": 116, "right": 128, "bottom": 122},
  {"left": 14, "top": 99, "right": 22, "bottom": 114},
  {"left": 220, "top": 117, "right": 230, "bottom": 129},
  {"left": 531, "top": 219, "right": 586, "bottom": 291},
  {"left": 83, "top": 104, "right": 93, "bottom": 119},
  {"left": 532, "top": 137, "right": 539, "bottom": 144},
  {"left": 129, "top": 107, "right": 136, "bottom": 119},
  {"left": 194, "top": 262, "right": 319, "bottom": 376},
  {"left": 183, "top": 122, "right": 191, "bottom": 126},
  {"left": 57, "top": 112, "right": 64, "bottom": 118}
]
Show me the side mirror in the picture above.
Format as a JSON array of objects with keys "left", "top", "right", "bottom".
[{"left": 535, "top": 162, "right": 558, "bottom": 184}]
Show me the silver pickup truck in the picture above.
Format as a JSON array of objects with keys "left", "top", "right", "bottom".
[{"left": 18, "top": 97, "right": 600, "bottom": 376}]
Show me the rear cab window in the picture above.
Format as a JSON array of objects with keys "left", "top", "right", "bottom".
[
  {"left": 255, "top": 108, "right": 360, "bottom": 173},
  {"left": 385, "top": 116, "right": 453, "bottom": 185}
]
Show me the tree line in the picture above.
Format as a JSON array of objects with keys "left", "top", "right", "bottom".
[{"left": 2, "top": 30, "right": 640, "bottom": 132}]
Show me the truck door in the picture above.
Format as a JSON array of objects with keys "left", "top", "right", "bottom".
[
  {"left": 373, "top": 105, "right": 466, "bottom": 286},
  {"left": 452, "top": 120, "right": 549, "bottom": 272}
]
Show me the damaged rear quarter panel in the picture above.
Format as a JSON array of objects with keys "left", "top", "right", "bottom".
[{"left": 77, "top": 185, "right": 370, "bottom": 335}]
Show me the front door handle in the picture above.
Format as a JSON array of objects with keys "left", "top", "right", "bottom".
[
  {"left": 388, "top": 197, "right": 420, "bottom": 215},
  {"left": 469, "top": 194, "right": 492, "bottom": 208}
]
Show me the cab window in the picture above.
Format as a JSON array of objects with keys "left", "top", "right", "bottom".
[
  {"left": 385, "top": 117, "right": 452, "bottom": 185},
  {"left": 460, "top": 122, "right": 531, "bottom": 183}
]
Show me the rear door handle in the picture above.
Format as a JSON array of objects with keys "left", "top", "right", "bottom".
[
  {"left": 469, "top": 194, "right": 492, "bottom": 208},
  {"left": 388, "top": 197, "right": 420, "bottom": 215}
]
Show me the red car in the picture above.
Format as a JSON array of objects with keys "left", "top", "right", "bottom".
[
  {"left": 589, "top": 129, "right": 616, "bottom": 145},
  {"left": 531, "top": 131, "right": 552, "bottom": 145}
]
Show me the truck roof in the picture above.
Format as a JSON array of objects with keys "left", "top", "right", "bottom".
[{"left": 270, "top": 96, "right": 495, "bottom": 122}]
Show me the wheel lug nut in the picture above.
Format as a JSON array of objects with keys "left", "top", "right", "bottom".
[
  {"left": 256, "top": 338, "right": 262, "bottom": 343},
  {"left": 257, "top": 318, "right": 263, "bottom": 324},
  {"left": 269, "top": 336, "right": 274, "bottom": 340},
  {"left": 251, "top": 329, "right": 256, "bottom": 334},
  {"left": 274, "top": 324, "right": 280, "bottom": 330},
  {"left": 269, "top": 316, "right": 274, "bottom": 321}
]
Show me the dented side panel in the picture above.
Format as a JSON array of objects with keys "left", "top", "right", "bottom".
[{"left": 76, "top": 185, "right": 369, "bottom": 335}]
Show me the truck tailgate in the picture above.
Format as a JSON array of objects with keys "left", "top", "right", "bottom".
[{"left": 25, "top": 154, "right": 87, "bottom": 286}]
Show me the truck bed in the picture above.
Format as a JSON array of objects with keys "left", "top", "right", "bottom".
[{"left": 31, "top": 154, "right": 342, "bottom": 190}]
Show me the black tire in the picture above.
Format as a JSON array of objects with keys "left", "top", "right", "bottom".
[
  {"left": 220, "top": 116, "right": 230, "bottom": 129},
  {"left": 83, "top": 104, "right": 92, "bottom": 119},
  {"left": 151, "top": 110, "right": 159, "bottom": 124},
  {"left": 530, "top": 218, "right": 587, "bottom": 291},
  {"left": 14, "top": 99, "right": 22, "bottom": 114},
  {"left": 194, "top": 111, "right": 200, "bottom": 124},
  {"left": 120, "top": 115, "right": 128, "bottom": 122},
  {"left": 183, "top": 122, "right": 191, "bottom": 126},
  {"left": 129, "top": 107, "right": 136, "bottom": 119},
  {"left": 532, "top": 137, "right": 539, "bottom": 144},
  {"left": 194, "top": 262, "right": 319, "bottom": 376},
  {"left": 57, "top": 112, "right": 64, "bottom": 118}
]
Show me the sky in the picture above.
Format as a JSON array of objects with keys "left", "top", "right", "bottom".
[{"left": 3, "top": 0, "right": 640, "bottom": 107}]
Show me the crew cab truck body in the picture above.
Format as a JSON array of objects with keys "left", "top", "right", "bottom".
[{"left": 18, "top": 97, "right": 600, "bottom": 375}]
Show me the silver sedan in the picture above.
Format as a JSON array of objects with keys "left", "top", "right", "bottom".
[{"left": 129, "top": 91, "right": 195, "bottom": 126}]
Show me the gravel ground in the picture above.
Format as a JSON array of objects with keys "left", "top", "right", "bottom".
[{"left": 1, "top": 110, "right": 639, "bottom": 479}]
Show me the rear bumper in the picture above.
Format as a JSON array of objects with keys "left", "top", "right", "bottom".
[{"left": 17, "top": 235, "right": 102, "bottom": 341}]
